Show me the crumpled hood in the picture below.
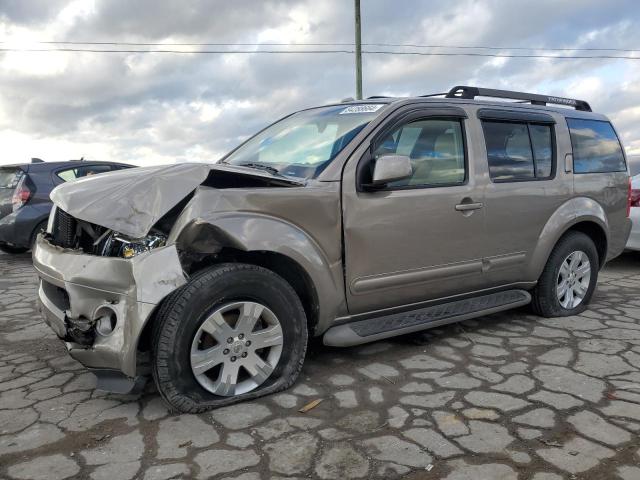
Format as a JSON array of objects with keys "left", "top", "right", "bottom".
[
  {"left": 50, "top": 162, "right": 305, "bottom": 238},
  {"left": 50, "top": 163, "right": 211, "bottom": 238}
]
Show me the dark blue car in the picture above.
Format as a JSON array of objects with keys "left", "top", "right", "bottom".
[{"left": 0, "top": 159, "right": 133, "bottom": 253}]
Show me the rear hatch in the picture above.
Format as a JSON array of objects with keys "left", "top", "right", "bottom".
[{"left": 0, "top": 166, "right": 26, "bottom": 220}]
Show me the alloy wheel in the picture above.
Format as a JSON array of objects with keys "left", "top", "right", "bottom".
[
  {"left": 556, "top": 250, "right": 591, "bottom": 309},
  {"left": 190, "top": 301, "right": 284, "bottom": 396}
]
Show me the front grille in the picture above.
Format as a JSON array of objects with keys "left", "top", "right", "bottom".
[{"left": 53, "top": 209, "right": 77, "bottom": 248}]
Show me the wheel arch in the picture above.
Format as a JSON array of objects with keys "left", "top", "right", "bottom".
[
  {"left": 529, "top": 197, "right": 609, "bottom": 281},
  {"left": 136, "top": 249, "right": 321, "bottom": 375}
]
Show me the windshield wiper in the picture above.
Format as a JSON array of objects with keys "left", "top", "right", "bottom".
[{"left": 237, "top": 162, "right": 282, "bottom": 176}]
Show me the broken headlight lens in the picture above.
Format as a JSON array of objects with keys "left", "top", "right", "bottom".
[{"left": 102, "top": 232, "right": 167, "bottom": 258}]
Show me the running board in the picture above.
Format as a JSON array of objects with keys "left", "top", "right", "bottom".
[{"left": 323, "top": 289, "right": 531, "bottom": 347}]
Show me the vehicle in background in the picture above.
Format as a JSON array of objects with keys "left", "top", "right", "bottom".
[
  {"left": 0, "top": 159, "right": 133, "bottom": 253},
  {"left": 627, "top": 173, "right": 640, "bottom": 251},
  {"left": 33, "top": 86, "right": 631, "bottom": 412}
]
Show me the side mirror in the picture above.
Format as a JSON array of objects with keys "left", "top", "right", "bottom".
[{"left": 368, "top": 155, "right": 413, "bottom": 188}]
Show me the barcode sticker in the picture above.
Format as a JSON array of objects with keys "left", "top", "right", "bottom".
[{"left": 339, "top": 104, "right": 384, "bottom": 114}]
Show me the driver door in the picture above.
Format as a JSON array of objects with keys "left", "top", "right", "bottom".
[{"left": 342, "top": 108, "right": 488, "bottom": 314}]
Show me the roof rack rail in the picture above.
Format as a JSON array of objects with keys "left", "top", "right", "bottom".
[
  {"left": 445, "top": 86, "right": 592, "bottom": 112},
  {"left": 367, "top": 95, "right": 391, "bottom": 99}
]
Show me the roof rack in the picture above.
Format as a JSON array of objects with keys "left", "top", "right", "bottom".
[{"left": 445, "top": 86, "right": 592, "bottom": 112}]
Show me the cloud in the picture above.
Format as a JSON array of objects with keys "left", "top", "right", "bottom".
[{"left": 0, "top": 0, "right": 640, "bottom": 165}]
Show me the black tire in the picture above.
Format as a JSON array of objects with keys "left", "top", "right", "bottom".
[
  {"left": 151, "top": 263, "right": 308, "bottom": 413},
  {"left": 531, "top": 231, "right": 599, "bottom": 317},
  {"left": 29, "top": 220, "right": 48, "bottom": 250},
  {"left": 0, "top": 243, "right": 28, "bottom": 254}
]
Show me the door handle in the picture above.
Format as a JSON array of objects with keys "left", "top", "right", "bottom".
[{"left": 455, "top": 202, "right": 484, "bottom": 211}]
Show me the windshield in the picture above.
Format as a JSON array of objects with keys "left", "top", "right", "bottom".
[{"left": 221, "top": 104, "right": 385, "bottom": 178}]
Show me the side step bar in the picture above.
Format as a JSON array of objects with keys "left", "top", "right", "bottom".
[{"left": 323, "top": 289, "right": 531, "bottom": 347}]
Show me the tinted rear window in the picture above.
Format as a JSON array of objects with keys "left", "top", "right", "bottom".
[
  {"left": 0, "top": 168, "right": 23, "bottom": 189},
  {"left": 566, "top": 118, "right": 627, "bottom": 173},
  {"left": 482, "top": 121, "right": 554, "bottom": 182}
]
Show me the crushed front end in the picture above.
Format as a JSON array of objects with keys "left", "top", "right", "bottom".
[{"left": 33, "top": 206, "right": 187, "bottom": 393}]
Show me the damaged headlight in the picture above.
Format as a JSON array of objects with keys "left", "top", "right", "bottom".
[{"left": 99, "top": 231, "right": 167, "bottom": 258}]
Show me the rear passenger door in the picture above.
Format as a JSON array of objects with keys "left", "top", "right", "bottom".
[{"left": 478, "top": 108, "right": 572, "bottom": 285}]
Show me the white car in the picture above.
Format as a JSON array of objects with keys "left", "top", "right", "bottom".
[{"left": 628, "top": 174, "right": 640, "bottom": 251}]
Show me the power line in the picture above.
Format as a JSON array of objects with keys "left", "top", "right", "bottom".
[
  {"left": 0, "top": 47, "right": 639, "bottom": 60},
  {"left": 1, "top": 40, "right": 639, "bottom": 53}
]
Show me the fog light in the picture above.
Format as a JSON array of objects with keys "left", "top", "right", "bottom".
[{"left": 95, "top": 308, "right": 117, "bottom": 337}]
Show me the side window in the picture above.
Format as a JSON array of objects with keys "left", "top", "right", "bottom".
[
  {"left": 76, "top": 165, "right": 112, "bottom": 177},
  {"left": 373, "top": 118, "right": 466, "bottom": 187},
  {"left": 56, "top": 165, "right": 113, "bottom": 182},
  {"left": 482, "top": 121, "right": 554, "bottom": 182},
  {"left": 566, "top": 118, "right": 626, "bottom": 173},
  {"left": 56, "top": 168, "right": 77, "bottom": 182}
]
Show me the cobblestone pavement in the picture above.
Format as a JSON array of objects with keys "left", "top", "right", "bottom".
[{"left": 1, "top": 251, "right": 640, "bottom": 480}]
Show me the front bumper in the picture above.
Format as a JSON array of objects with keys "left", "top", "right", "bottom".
[
  {"left": 626, "top": 208, "right": 640, "bottom": 251},
  {"left": 33, "top": 234, "right": 187, "bottom": 385}
]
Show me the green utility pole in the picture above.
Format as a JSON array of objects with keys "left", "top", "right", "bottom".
[{"left": 354, "top": 0, "right": 363, "bottom": 99}]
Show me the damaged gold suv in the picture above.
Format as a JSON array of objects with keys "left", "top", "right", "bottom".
[{"left": 34, "top": 86, "right": 632, "bottom": 412}]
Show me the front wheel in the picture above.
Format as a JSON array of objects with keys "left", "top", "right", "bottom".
[
  {"left": 151, "top": 263, "right": 308, "bottom": 413},
  {"left": 531, "top": 231, "right": 599, "bottom": 317}
]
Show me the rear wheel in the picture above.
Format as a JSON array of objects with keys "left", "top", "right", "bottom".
[
  {"left": 152, "top": 263, "right": 308, "bottom": 413},
  {"left": 0, "top": 243, "right": 28, "bottom": 254},
  {"left": 531, "top": 231, "right": 599, "bottom": 317}
]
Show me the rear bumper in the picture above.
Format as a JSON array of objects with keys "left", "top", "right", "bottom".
[
  {"left": 626, "top": 208, "right": 640, "bottom": 251},
  {"left": 0, "top": 204, "right": 51, "bottom": 248},
  {"left": 33, "top": 234, "right": 187, "bottom": 382}
]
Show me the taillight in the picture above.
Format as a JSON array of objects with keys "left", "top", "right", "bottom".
[
  {"left": 631, "top": 187, "right": 640, "bottom": 208},
  {"left": 11, "top": 176, "right": 31, "bottom": 212}
]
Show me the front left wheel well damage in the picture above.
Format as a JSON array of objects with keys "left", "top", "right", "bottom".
[{"left": 136, "top": 248, "right": 321, "bottom": 366}]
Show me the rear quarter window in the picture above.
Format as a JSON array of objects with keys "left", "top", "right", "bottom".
[{"left": 566, "top": 118, "right": 627, "bottom": 174}]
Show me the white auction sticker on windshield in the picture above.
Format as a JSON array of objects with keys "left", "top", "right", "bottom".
[{"left": 339, "top": 104, "right": 384, "bottom": 114}]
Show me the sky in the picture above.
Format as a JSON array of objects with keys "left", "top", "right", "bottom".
[{"left": 1, "top": 0, "right": 640, "bottom": 167}]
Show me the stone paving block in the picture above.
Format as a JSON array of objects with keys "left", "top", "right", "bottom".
[
  {"left": 513, "top": 408, "right": 556, "bottom": 428},
  {"left": 143, "top": 463, "right": 190, "bottom": 480},
  {"left": 464, "top": 391, "right": 530, "bottom": 412},
  {"left": 455, "top": 420, "right": 514, "bottom": 453},
  {"left": 403, "top": 427, "right": 463, "bottom": 458},
  {"left": 363, "top": 435, "right": 432, "bottom": 468},
  {"left": 7, "top": 454, "right": 79, "bottom": 480},
  {"left": 568, "top": 410, "right": 632, "bottom": 446},
  {"left": 491, "top": 374, "right": 535, "bottom": 394},
  {"left": 0, "top": 407, "right": 38, "bottom": 434},
  {"left": 194, "top": 448, "right": 260, "bottom": 479},
  {"left": 537, "top": 436, "right": 615, "bottom": 474},
  {"left": 82, "top": 431, "right": 144, "bottom": 465},
  {"left": 263, "top": 432, "right": 318, "bottom": 475},
  {"left": 315, "top": 444, "right": 369, "bottom": 479},
  {"left": 528, "top": 390, "right": 584, "bottom": 409},
  {"left": 210, "top": 402, "right": 271, "bottom": 429},
  {"left": 432, "top": 411, "right": 469, "bottom": 436},
  {"left": 532, "top": 365, "right": 605, "bottom": 402},
  {"left": 443, "top": 459, "right": 517, "bottom": 480},
  {"left": 156, "top": 415, "right": 220, "bottom": 459}
]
